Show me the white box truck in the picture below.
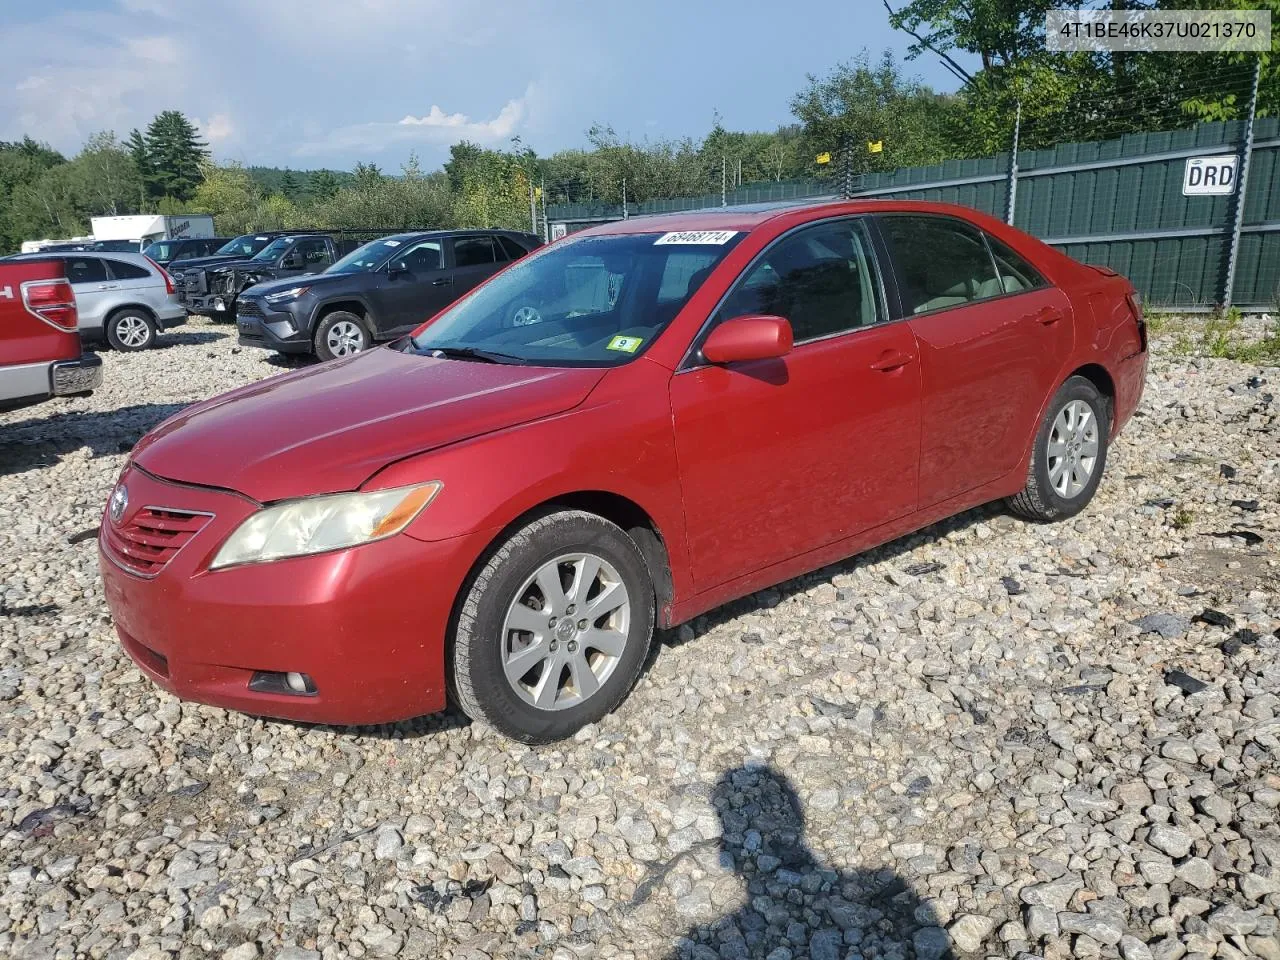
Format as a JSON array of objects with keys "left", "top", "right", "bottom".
[{"left": 91, "top": 215, "right": 215, "bottom": 245}]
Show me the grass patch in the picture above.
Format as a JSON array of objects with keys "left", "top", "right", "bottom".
[{"left": 1153, "top": 308, "right": 1280, "bottom": 363}]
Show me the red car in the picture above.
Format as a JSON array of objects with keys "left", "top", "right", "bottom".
[
  {"left": 99, "top": 201, "right": 1147, "bottom": 743},
  {"left": 0, "top": 258, "right": 102, "bottom": 412}
]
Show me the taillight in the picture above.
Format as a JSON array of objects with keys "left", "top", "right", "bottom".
[
  {"left": 145, "top": 256, "right": 175, "bottom": 294},
  {"left": 21, "top": 279, "right": 78, "bottom": 331}
]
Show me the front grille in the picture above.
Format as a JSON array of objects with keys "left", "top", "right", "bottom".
[
  {"left": 183, "top": 270, "right": 207, "bottom": 294},
  {"left": 237, "top": 299, "right": 262, "bottom": 318},
  {"left": 103, "top": 507, "right": 212, "bottom": 576}
]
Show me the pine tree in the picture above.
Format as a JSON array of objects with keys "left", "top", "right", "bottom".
[
  {"left": 352, "top": 162, "right": 383, "bottom": 187},
  {"left": 143, "top": 111, "right": 208, "bottom": 201},
  {"left": 280, "top": 168, "right": 300, "bottom": 199},
  {"left": 309, "top": 169, "right": 339, "bottom": 201},
  {"left": 125, "top": 128, "right": 153, "bottom": 204}
]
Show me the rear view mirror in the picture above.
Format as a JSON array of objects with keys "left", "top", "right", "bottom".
[{"left": 701, "top": 315, "right": 793, "bottom": 364}]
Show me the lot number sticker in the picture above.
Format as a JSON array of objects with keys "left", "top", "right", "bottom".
[
  {"left": 655, "top": 230, "right": 737, "bottom": 245},
  {"left": 1183, "top": 155, "right": 1238, "bottom": 195},
  {"left": 607, "top": 335, "right": 644, "bottom": 353}
]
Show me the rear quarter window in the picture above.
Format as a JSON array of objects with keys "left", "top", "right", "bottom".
[{"left": 106, "top": 260, "right": 152, "bottom": 280}]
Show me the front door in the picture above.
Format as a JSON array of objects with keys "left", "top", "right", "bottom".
[
  {"left": 877, "top": 214, "right": 1074, "bottom": 507},
  {"left": 670, "top": 217, "right": 922, "bottom": 590},
  {"left": 371, "top": 238, "right": 452, "bottom": 336}
]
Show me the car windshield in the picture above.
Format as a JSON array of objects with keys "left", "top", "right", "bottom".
[
  {"left": 251, "top": 237, "right": 295, "bottom": 262},
  {"left": 326, "top": 238, "right": 403, "bottom": 274},
  {"left": 217, "top": 235, "right": 271, "bottom": 257},
  {"left": 143, "top": 241, "right": 177, "bottom": 260},
  {"left": 407, "top": 231, "right": 743, "bottom": 366}
]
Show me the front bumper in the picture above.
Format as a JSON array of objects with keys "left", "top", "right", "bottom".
[
  {"left": 235, "top": 299, "right": 313, "bottom": 354},
  {"left": 0, "top": 353, "right": 103, "bottom": 410},
  {"left": 98, "top": 464, "right": 491, "bottom": 725}
]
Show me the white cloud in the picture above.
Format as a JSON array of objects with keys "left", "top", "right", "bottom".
[
  {"left": 296, "top": 87, "right": 533, "bottom": 157},
  {"left": 195, "top": 114, "right": 236, "bottom": 145}
]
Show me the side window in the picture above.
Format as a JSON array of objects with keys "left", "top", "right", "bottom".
[
  {"left": 497, "top": 235, "right": 528, "bottom": 261},
  {"left": 105, "top": 259, "right": 150, "bottom": 280},
  {"left": 715, "top": 218, "right": 882, "bottom": 342},
  {"left": 395, "top": 240, "right": 443, "bottom": 272},
  {"left": 879, "top": 215, "right": 1000, "bottom": 314},
  {"left": 294, "top": 238, "right": 331, "bottom": 266},
  {"left": 453, "top": 236, "right": 497, "bottom": 268},
  {"left": 985, "top": 233, "right": 1046, "bottom": 294},
  {"left": 63, "top": 257, "right": 108, "bottom": 285}
]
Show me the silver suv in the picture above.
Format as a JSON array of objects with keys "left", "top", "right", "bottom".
[{"left": 7, "top": 252, "right": 186, "bottom": 351}]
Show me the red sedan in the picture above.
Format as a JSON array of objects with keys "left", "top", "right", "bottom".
[{"left": 99, "top": 201, "right": 1147, "bottom": 743}]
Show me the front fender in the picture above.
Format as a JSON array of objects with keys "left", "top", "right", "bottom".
[{"left": 361, "top": 358, "right": 694, "bottom": 604}]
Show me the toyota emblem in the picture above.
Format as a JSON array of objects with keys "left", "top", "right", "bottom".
[{"left": 109, "top": 485, "right": 129, "bottom": 524}]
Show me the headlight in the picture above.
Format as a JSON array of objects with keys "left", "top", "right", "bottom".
[
  {"left": 264, "top": 285, "right": 310, "bottom": 304},
  {"left": 210, "top": 482, "right": 441, "bottom": 570}
]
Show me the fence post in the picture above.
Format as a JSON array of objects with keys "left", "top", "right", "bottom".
[
  {"left": 529, "top": 179, "right": 537, "bottom": 234},
  {"left": 841, "top": 135, "right": 854, "bottom": 200},
  {"left": 722, "top": 156, "right": 727, "bottom": 207},
  {"left": 1006, "top": 99, "right": 1022, "bottom": 226},
  {"left": 540, "top": 177, "right": 548, "bottom": 243},
  {"left": 622, "top": 178, "right": 628, "bottom": 220},
  {"left": 1222, "top": 55, "right": 1262, "bottom": 310}
]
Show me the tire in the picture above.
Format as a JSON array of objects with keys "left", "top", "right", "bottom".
[
  {"left": 314, "top": 311, "right": 370, "bottom": 361},
  {"left": 105, "top": 308, "right": 157, "bottom": 351},
  {"left": 1008, "top": 375, "right": 1110, "bottom": 521},
  {"left": 452, "top": 510, "right": 656, "bottom": 743}
]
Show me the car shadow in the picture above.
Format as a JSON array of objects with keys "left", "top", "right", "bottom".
[
  {"left": 0, "top": 403, "right": 189, "bottom": 478},
  {"left": 155, "top": 330, "right": 227, "bottom": 348},
  {"left": 649, "top": 764, "right": 954, "bottom": 960},
  {"left": 655, "top": 501, "right": 1001, "bottom": 656},
  {"left": 264, "top": 353, "right": 320, "bottom": 370}
]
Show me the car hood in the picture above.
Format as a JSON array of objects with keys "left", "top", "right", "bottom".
[
  {"left": 206, "top": 258, "right": 266, "bottom": 274},
  {"left": 131, "top": 347, "right": 607, "bottom": 502},
  {"left": 246, "top": 272, "right": 355, "bottom": 298},
  {"left": 170, "top": 254, "right": 245, "bottom": 271}
]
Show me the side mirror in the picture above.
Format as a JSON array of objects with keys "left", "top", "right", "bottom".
[{"left": 701, "top": 315, "right": 793, "bottom": 365}]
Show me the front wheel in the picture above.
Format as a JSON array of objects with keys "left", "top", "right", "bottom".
[
  {"left": 105, "top": 309, "right": 157, "bottom": 351},
  {"left": 451, "top": 510, "right": 655, "bottom": 743},
  {"left": 1008, "top": 375, "right": 1110, "bottom": 521},
  {"left": 314, "top": 311, "right": 369, "bottom": 361}
]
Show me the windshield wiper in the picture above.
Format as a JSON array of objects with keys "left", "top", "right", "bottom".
[{"left": 423, "top": 345, "right": 527, "bottom": 365}]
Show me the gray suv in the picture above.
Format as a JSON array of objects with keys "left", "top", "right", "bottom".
[{"left": 7, "top": 252, "right": 186, "bottom": 351}]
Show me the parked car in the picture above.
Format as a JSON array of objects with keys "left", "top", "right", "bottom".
[
  {"left": 0, "top": 258, "right": 102, "bottom": 412},
  {"left": 142, "top": 236, "right": 230, "bottom": 266},
  {"left": 91, "top": 240, "right": 143, "bottom": 254},
  {"left": 201, "top": 233, "right": 378, "bottom": 323},
  {"left": 7, "top": 252, "right": 185, "bottom": 350},
  {"left": 169, "top": 232, "right": 297, "bottom": 310},
  {"left": 236, "top": 229, "right": 543, "bottom": 361},
  {"left": 98, "top": 200, "right": 1147, "bottom": 743}
]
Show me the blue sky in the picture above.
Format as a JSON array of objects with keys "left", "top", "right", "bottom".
[{"left": 0, "top": 0, "right": 972, "bottom": 171}]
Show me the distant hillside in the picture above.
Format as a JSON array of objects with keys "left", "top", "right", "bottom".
[{"left": 247, "top": 166, "right": 354, "bottom": 197}]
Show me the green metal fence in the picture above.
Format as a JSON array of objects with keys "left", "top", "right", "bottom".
[{"left": 548, "top": 115, "right": 1279, "bottom": 310}]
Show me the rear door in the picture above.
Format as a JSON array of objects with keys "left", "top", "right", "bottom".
[
  {"left": 448, "top": 235, "right": 508, "bottom": 297},
  {"left": 878, "top": 214, "right": 1073, "bottom": 507},
  {"left": 105, "top": 258, "right": 164, "bottom": 312},
  {"left": 62, "top": 256, "right": 113, "bottom": 334}
]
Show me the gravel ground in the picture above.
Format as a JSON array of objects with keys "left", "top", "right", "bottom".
[{"left": 1, "top": 317, "right": 1277, "bottom": 960}]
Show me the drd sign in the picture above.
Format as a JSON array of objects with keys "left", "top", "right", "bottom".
[{"left": 1183, "top": 155, "right": 1238, "bottom": 196}]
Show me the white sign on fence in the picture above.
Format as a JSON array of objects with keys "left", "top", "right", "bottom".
[
  {"left": 1183, "top": 154, "right": 1239, "bottom": 196},
  {"left": 550, "top": 223, "right": 567, "bottom": 241}
]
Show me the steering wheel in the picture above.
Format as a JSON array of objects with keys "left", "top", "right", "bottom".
[{"left": 511, "top": 305, "right": 541, "bottom": 327}]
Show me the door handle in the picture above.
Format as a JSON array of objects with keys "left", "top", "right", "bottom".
[
  {"left": 98, "top": 284, "right": 119, "bottom": 291},
  {"left": 1035, "top": 307, "right": 1063, "bottom": 325},
  {"left": 869, "top": 349, "right": 914, "bottom": 372},
  {"left": 432, "top": 277, "right": 453, "bottom": 286}
]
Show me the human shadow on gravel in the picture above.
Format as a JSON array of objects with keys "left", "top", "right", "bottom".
[
  {"left": 659, "top": 502, "right": 1002, "bottom": 655},
  {"left": 0, "top": 403, "right": 188, "bottom": 477},
  {"left": 657, "top": 764, "right": 953, "bottom": 960}
]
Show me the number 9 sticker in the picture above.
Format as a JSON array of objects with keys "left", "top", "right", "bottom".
[{"left": 607, "top": 335, "right": 643, "bottom": 353}]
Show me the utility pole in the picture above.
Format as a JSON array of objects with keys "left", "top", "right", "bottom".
[
  {"left": 1223, "top": 56, "right": 1262, "bottom": 309},
  {"left": 622, "top": 178, "right": 628, "bottom": 220},
  {"left": 1006, "top": 99, "right": 1022, "bottom": 226},
  {"left": 528, "top": 179, "right": 537, "bottom": 234},
  {"left": 540, "top": 177, "right": 548, "bottom": 242},
  {"left": 737, "top": 158, "right": 742, "bottom": 188}
]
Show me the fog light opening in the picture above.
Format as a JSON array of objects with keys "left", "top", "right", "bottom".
[{"left": 249, "top": 670, "right": 318, "bottom": 697}]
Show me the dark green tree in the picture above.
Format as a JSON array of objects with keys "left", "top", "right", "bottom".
[
  {"left": 352, "top": 162, "right": 383, "bottom": 187},
  {"left": 309, "top": 169, "right": 340, "bottom": 200},
  {"left": 279, "top": 168, "right": 300, "bottom": 199},
  {"left": 142, "top": 110, "right": 208, "bottom": 200}
]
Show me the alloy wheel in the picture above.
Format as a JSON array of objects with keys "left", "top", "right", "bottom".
[
  {"left": 326, "top": 320, "right": 365, "bottom": 356},
  {"left": 1046, "top": 399, "right": 1099, "bottom": 498},
  {"left": 116, "top": 315, "right": 151, "bottom": 348}
]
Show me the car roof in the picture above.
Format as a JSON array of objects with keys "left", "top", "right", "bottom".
[
  {"left": 8, "top": 250, "right": 160, "bottom": 269},
  {"left": 573, "top": 198, "right": 1005, "bottom": 237}
]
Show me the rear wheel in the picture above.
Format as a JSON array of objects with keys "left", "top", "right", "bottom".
[
  {"left": 105, "top": 309, "right": 156, "bottom": 351},
  {"left": 314, "top": 311, "right": 369, "bottom": 361},
  {"left": 451, "top": 510, "right": 655, "bottom": 743},
  {"left": 1008, "top": 375, "right": 1110, "bottom": 521}
]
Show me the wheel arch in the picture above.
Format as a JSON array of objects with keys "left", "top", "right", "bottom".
[
  {"left": 105, "top": 302, "right": 158, "bottom": 323},
  {"left": 313, "top": 298, "right": 372, "bottom": 329},
  {"left": 1068, "top": 362, "right": 1116, "bottom": 424}
]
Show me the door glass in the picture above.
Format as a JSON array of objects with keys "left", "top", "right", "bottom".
[
  {"left": 453, "top": 237, "right": 497, "bottom": 267},
  {"left": 985, "top": 233, "right": 1046, "bottom": 294},
  {"left": 394, "top": 240, "right": 442, "bottom": 272},
  {"left": 497, "top": 236, "right": 527, "bottom": 260},
  {"left": 63, "top": 257, "right": 108, "bottom": 284},
  {"left": 715, "top": 219, "right": 881, "bottom": 341},
  {"left": 294, "top": 238, "right": 331, "bottom": 267},
  {"left": 879, "top": 216, "right": 1001, "bottom": 314}
]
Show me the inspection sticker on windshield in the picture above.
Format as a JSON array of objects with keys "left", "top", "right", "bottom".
[
  {"left": 382, "top": 239, "right": 400, "bottom": 246},
  {"left": 607, "top": 335, "right": 643, "bottom": 353},
  {"left": 654, "top": 230, "right": 737, "bottom": 245}
]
